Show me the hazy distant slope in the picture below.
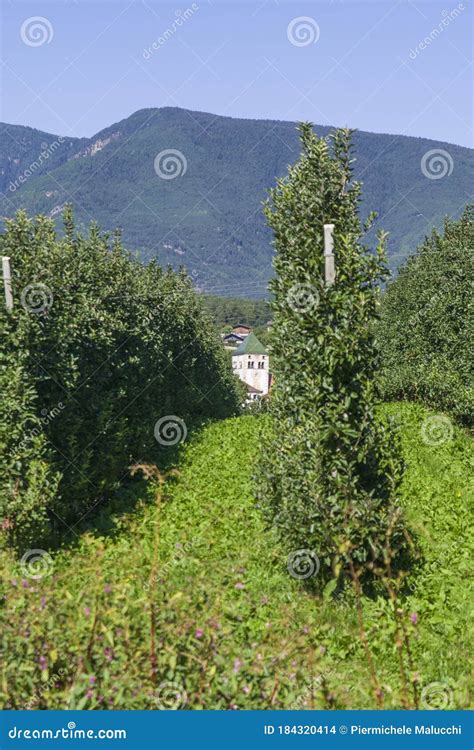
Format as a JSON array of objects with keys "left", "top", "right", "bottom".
[{"left": 1, "top": 108, "right": 472, "bottom": 296}]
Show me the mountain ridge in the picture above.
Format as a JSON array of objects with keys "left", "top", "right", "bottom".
[
  {"left": 1, "top": 107, "right": 472, "bottom": 297},
  {"left": 5, "top": 106, "right": 469, "bottom": 149}
]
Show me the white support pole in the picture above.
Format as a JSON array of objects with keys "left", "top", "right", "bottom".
[
  {"left": 323, "top": 224, "right": 335, "bottom": 286},
  {"left": 2, "top": 256, "right": 13, "bottom": 311}
]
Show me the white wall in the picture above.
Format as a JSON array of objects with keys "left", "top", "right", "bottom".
[{"left": 232, "top": 353, "right": 270, "bottom": 395}]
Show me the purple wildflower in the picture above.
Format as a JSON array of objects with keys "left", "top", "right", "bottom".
[{"left": 233, "top": 658, "right": 242, "bottom": 673}]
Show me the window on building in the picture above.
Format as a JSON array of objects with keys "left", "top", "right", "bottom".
[
  {"left": 248, "top": 361, "right": 254, "bottom": 369},
  {"left": 258, "top": 361, "right": 265, "bottom": 369}
]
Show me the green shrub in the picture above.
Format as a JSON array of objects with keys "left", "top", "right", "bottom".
[
  {"left": 0, "top": 342, "right": 59, "bottom": 547},
  {"left": 256, "top": 125, "right": 408, "bottom": 582},
  {"left": 378, "top": 206, "right": 474, "bottom": 425},
  {"left": 0, "top": 209, "right": 241, "bottom": 546}
]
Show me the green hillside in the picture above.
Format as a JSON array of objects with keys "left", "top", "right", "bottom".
[
  {"left": 0, "top": 404, "right": 472, "bottom": 709},
  {"left": 0, "top": 125, "right": 85, "bottom": 195},
  {"left": 1, "top": 107, "right": 472, "bottom": 296}
]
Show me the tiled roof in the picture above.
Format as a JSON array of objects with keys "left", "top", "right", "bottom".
[{"left": 232, "top": 332, "right": 267, "bottom": 356}]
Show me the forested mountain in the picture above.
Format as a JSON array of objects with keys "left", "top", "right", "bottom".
[{"left": 1, "top": 107, "right": 472, "bottom": 296}]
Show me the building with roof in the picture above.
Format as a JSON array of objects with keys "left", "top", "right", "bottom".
[
  {"left": 231, "top": 332, "right": 271, "bottom": 400},
  {"left": 231, "top": 324, "right": 251, "bottom": 337},
  {"left": 221, "top": 324, "right": 253, "bottom": 350},
  {"left": 222, "top": 331, "right": 245, "bottom": 349}
]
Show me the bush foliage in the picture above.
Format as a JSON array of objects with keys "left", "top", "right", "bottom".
[
  {"left": 378, "top": 206, "right": 474, "bottom": 425},
  {"left": 256, "top": 125, "right": 408, "bottom": 582},
  {"left": 0, "top": 209, "right": 241, "bottom": 548}
]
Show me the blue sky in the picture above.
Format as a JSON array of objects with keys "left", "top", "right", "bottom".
[{"left": 0, "top": 0, "right": 472, "bottom": 146}]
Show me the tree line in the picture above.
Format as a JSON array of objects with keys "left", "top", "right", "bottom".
[
  {"left": 0, "top": 209, "right": 241, "bottom": 548},
  {"left": 379, "top": 206, "right": 473, "bottom": 426}
]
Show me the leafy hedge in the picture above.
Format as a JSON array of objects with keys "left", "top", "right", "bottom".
[
  {"left": 0, "top": 209, "right": 241, "bottom": 548},
  {"left": 378, "top": 206, "right": 473, "bottom": 425}
]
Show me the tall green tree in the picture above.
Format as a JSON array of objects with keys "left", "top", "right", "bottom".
[
  {"left": 379, "top": 206, "right": 473, "bottom": 425},
  {"left": 256, "top": 124, "right": 407, "bottom": 582}
]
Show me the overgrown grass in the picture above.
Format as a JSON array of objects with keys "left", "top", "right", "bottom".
[{"left": 0, "top": 403, "right": 472, "bottom": 709}]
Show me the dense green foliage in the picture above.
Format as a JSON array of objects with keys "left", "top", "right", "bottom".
[
  {"left": 379, "top": 207, "right": 474, "bottom": 425},
  {"left": 257, "top": 125, "right": 407, "bottom": 582},
  {"left": 0, "top": 210, "right": 240, "bottom": 548},
  {"left": 202, "top": 294, "right": 272, "bottom": 344},
  {"left": 202, "top": 295, "right": 271, "bottom": 331},
  {"left": 1, "top": 108, "right": 471, "bottom": 294},
  {"left": 0, "top": 405, "right": 471, "bottom": 709}
]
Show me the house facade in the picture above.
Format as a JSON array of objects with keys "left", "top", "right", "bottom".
[
  {"left": 231, "top": 332, "right": 270, "bottom": 400},
  {"left": 222, "top": 332, "right": 244, "bottom": 348},
  {"left": 222, "top": 324, "right": 252, "bottom": 350},
  {"left": 231, "top": 324, "right": 251, "bottom": 337}
]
